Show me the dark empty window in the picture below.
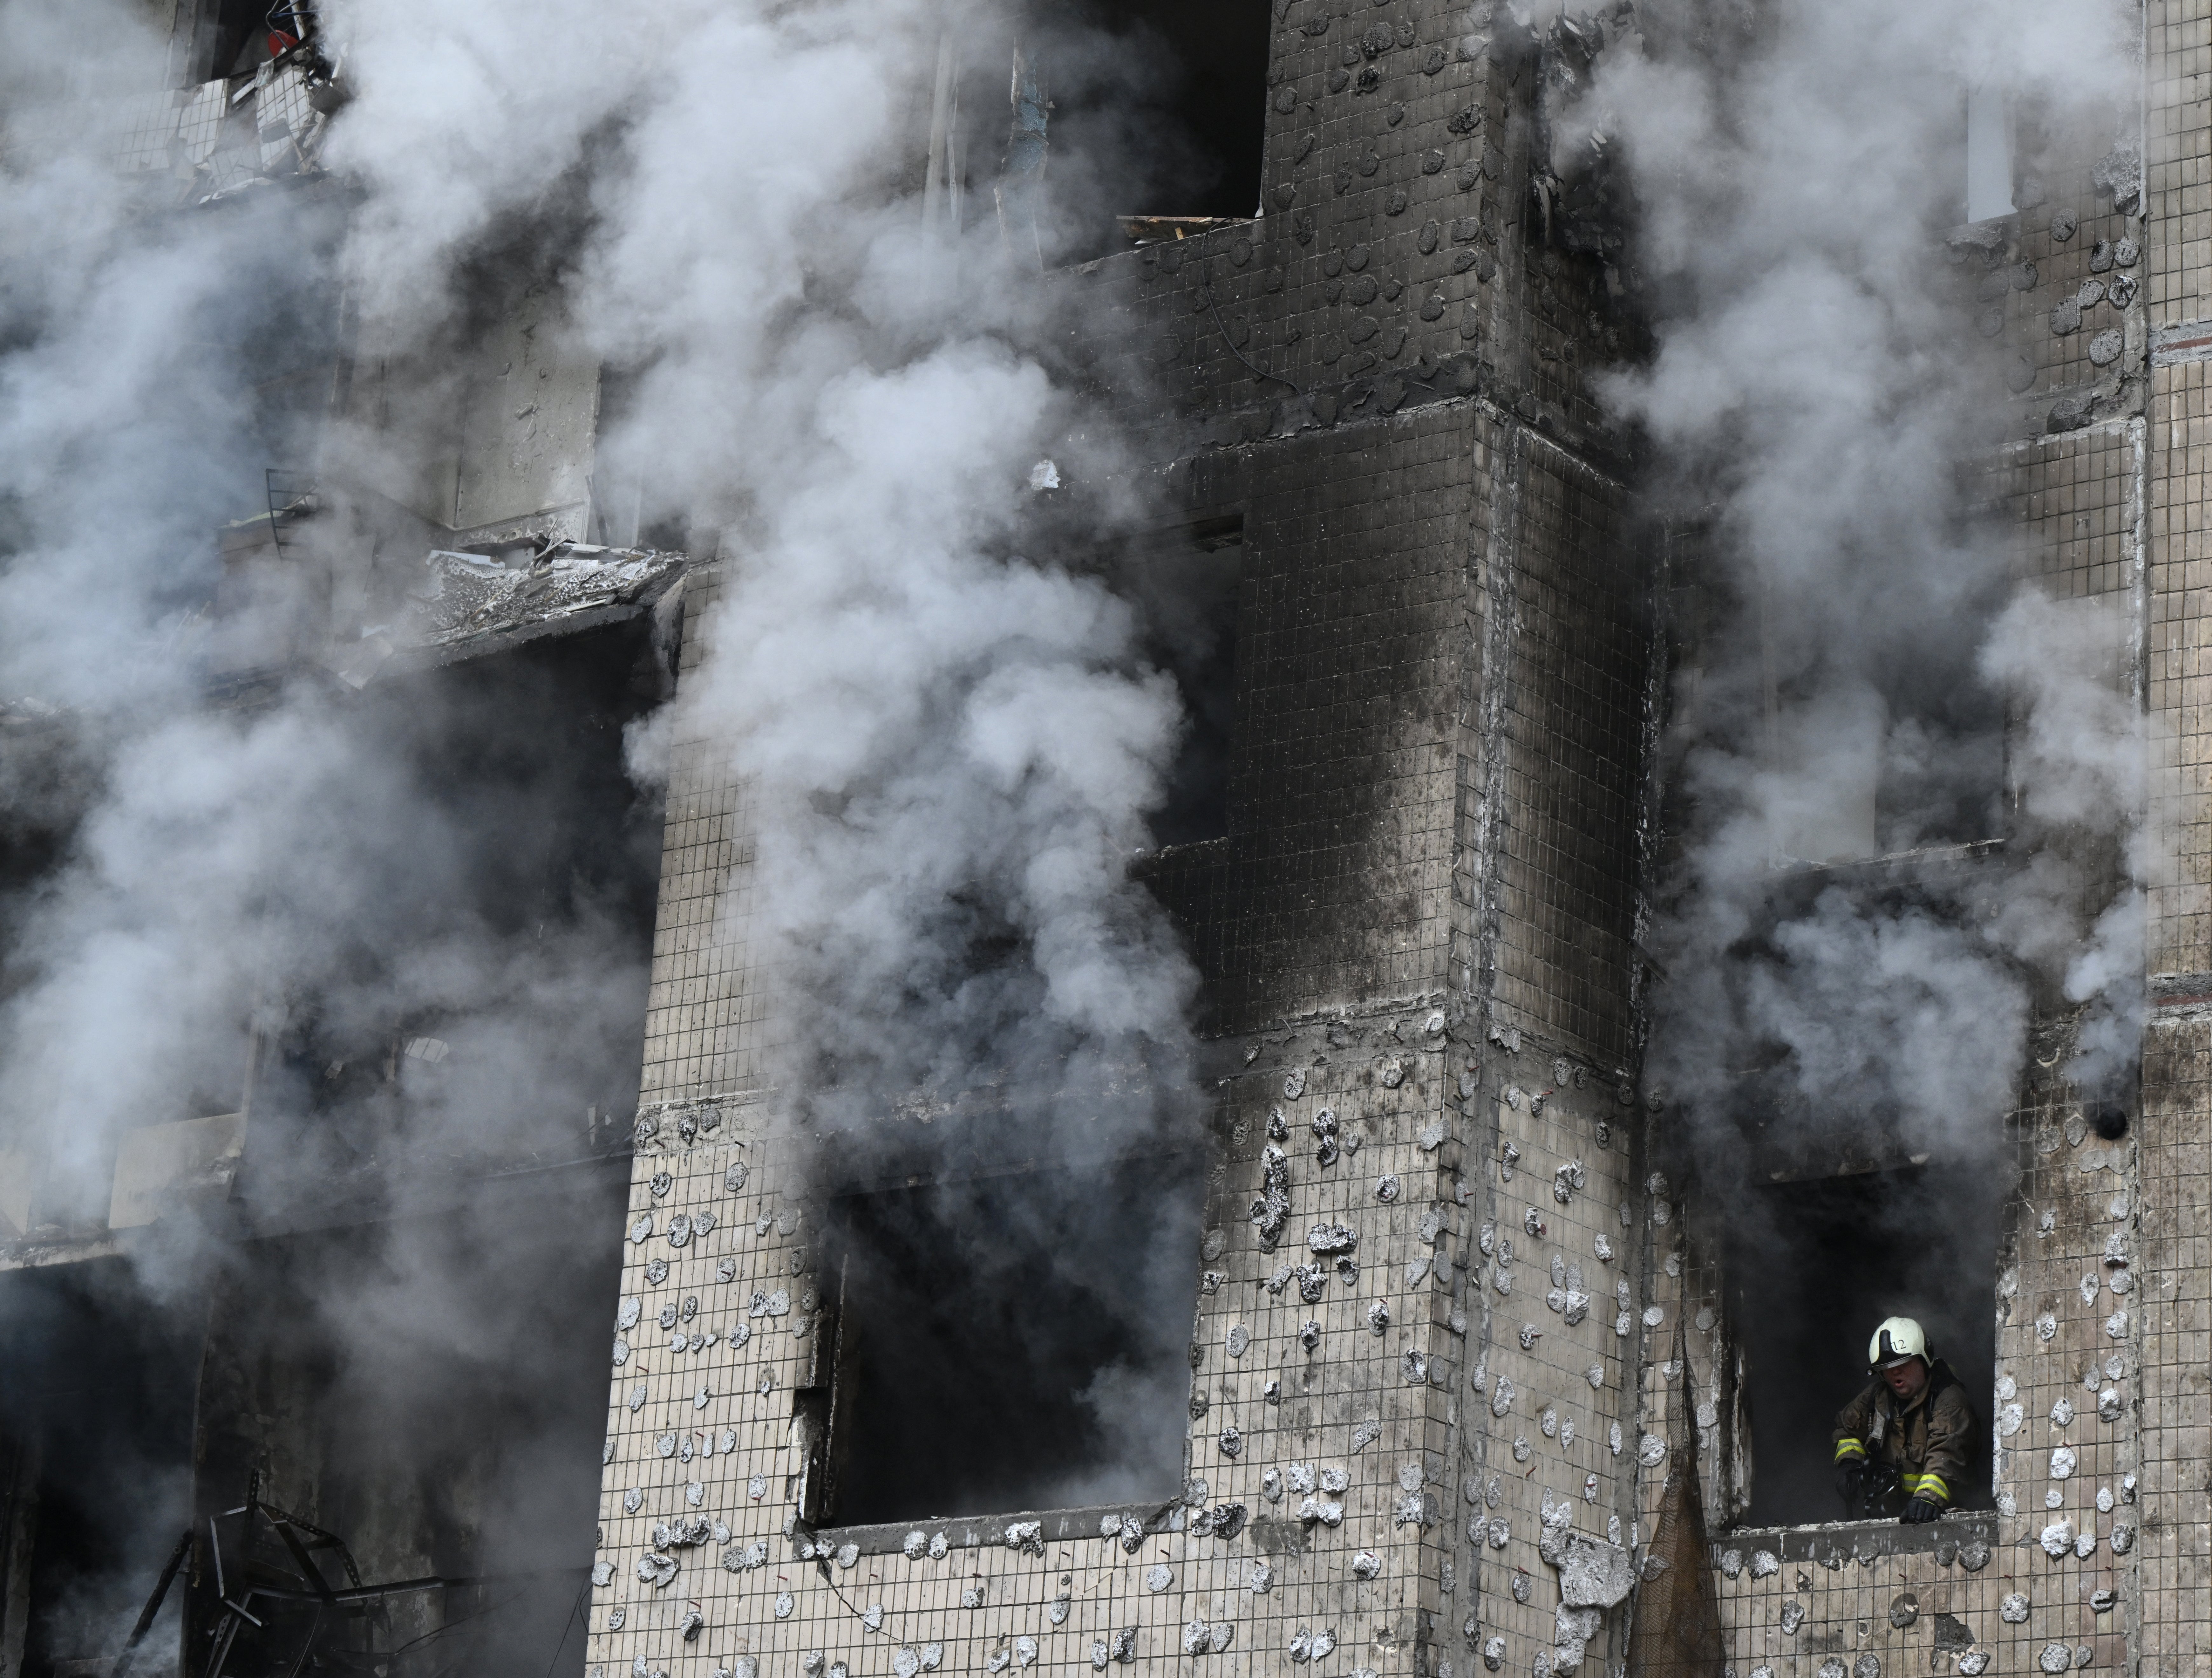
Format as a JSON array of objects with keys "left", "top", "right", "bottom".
[
  {"left": 1049, "top": 0, "right": 1271, "bottom": 223},
  {"left": 1113, "top": 515, "right": 1243, "bottom": 849},
  {"left": 817, "top": 1149, "right": 1202, "bottom": 1526},
  {"left": 1723, "top": 1164, "right": 2000, "bottom": 1527},
  {"left": 929, "top": 2, "right": 1270, "bottom": 263},
  {"left": 252, "top": 616, "right": 668, "bottom": 1183},
  {"left": 0, "top": 1259, "right": 201, "bottom": 1678}
]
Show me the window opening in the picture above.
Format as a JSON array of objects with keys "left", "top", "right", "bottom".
[
  {"left": 1965, "top": 84, "right": 2014, "bottom": 224},
  {"left": 816, "top": 1148, "right": 1203, "bottom": 1527},
  {"left": 1062, "top": 0, "right": 1270, "bottom": 223},
  {"left": 191, "top": 0, "right": 304, "bottom": 84},
  {"left": 930, "top": 1, "right": 1270, "bottom": 263},
  {"left": 250, "top": 617, "right": 667, "bottom": 1183},
  {"left": 1112, "top": 515, "right": 1243, "bottom": 849},
  {"left": 1722, "top": 1163, "right": 2000, "bottom": 1528},
  {"left": 1750, "top": 561, "right": 2006, "bottom": 867},
  {"left": 0, "top": 1260, "right": 201, "bottom": 1678}
]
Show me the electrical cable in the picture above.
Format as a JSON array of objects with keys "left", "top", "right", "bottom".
[
  {"left": 1203, "top": 261, "right": 1302, "bottom": 397},
  {"left": 540, "top": 1576, "right": 589, "bottom": 1678}
]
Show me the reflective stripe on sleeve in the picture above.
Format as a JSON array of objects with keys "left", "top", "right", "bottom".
[{"left": 1834, "top": 1439, "right": 1867, "bottom": 1463}]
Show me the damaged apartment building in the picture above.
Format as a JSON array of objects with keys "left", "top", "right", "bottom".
[{"left": 2, "top": 0, "right": 2208, "bottom": 1677}]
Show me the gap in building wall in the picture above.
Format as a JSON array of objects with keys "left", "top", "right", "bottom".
[
  {"left": 1724, "top": 1163, "right": 2003, "bottom": 1529},
  {"left": 819, "top": 1149, "right": 1204, "bottom": 1526},
  {"left": 1108, "top": 515, "right": 1244, "bottom": 850},
  {"left": 936, "top": 0, "right": 1269, "bottom": 265},
  {"left": 250, "top": 619, "right": 665, "bottom": 1192}
]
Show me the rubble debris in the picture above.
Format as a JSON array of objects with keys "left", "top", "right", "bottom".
[{"left": 382, "top": 544, "right": 687, "bottom": 665}]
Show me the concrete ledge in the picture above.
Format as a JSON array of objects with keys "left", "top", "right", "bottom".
[
  {"left": 1711, "top": 1512, "right": 1999, "bottom": 1569},
  {"left": 813, "top": 1500, "right": 1183, "bottom": 1559}
]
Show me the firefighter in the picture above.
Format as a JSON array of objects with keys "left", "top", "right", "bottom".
[{"left": 1832, "top": 1316, "right": 1974, "bottom": 1523}]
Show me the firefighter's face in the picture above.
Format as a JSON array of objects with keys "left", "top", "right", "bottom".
[{"left": 1882, "top": 1357, "right": 1929, "bottom": 1400}]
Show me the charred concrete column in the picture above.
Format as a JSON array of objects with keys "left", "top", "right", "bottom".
[{"left": 584, "top": 0, "right": 1656, "bottom": 1673}]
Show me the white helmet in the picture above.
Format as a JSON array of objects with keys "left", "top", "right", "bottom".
[{"left": 1868, "top": 1316, "right": 1929, "bottom": 1370}]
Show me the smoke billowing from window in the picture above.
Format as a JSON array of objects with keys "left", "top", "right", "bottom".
[
  {"left": 1542, "top": 0, "right": 2153, "bottom": 1176},
  {"left": 1, "top": 0, "right": 1215, "bottom": 1634}
]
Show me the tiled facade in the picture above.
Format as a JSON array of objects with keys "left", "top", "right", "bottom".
[{"left": 588, "top": 6, "right": 2204, "bottom": 1678}]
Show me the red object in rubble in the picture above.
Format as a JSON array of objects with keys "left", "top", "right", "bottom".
[{"left": 268, "top": 28, "right": 299, "bottom": 57}]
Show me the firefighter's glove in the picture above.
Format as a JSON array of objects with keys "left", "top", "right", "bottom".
[
  {"left": 1834, "top": 1462, "right": 1865, "bottom": 1513},
  {"left": 1901, "top": 1496, "right": 1943, "bottom": 1525}
]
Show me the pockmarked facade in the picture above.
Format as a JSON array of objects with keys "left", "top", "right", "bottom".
[
  {"left": 3, "top": 2, "right": 2208, "bottom": 1677},
  {"left": 589, "top": 5, "right": 2207, "bottom": 1678}
]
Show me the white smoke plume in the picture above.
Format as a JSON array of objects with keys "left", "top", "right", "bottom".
[
  {"left": 1548, "top": 0, "right": 2148, "bottom": 1160},
  {"left": 316, "top": 0, "right": 1206, "bottom": 1124},
  {"left": 1, "top": 0, "right": 1211, "bottom": 1639}
]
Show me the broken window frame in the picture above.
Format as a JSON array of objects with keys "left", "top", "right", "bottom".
[{"left": 1694, "top": 1151, "right": 2010, "bottom": 1537}]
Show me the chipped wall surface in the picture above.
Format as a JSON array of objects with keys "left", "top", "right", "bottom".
[
  {"left": 587, "top": 5, "right": 1659, "bottom": 1675},
  {"left": 579, "top": 6, "right": 2212, "bottom": 1678},
  {"left": 1646, "top": 16, "right": 2200, "bottom": 1678}
]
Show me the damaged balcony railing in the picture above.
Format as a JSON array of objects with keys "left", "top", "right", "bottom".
[
  {"left": 109, "top": 1475, "right": 585, "bottom": 1678},
  {"left": 264, "top": 467, "right": 316, "bottom": 563},
  {"left": 111, "top": 37, "right": 340, "bottom": 203}
]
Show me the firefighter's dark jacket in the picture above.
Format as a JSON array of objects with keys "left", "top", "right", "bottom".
[{"left": 1831, "top": 1358, "right": 1975, "bottom": 1507}]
